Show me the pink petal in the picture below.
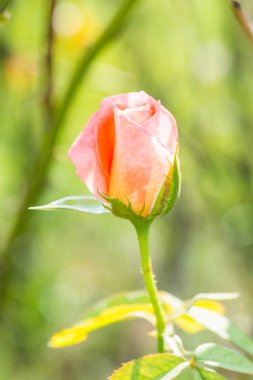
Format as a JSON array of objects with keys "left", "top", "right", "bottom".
[
  {"left": 108, "top": 102, "right": 178, "bottom": 216},
  {"left": 68, "top": 112, "right": 108, "bottom": 196}
]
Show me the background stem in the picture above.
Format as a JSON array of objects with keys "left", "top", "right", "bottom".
[
  {"left": 229, "top": 0, "right": 253, "bottom": 45},
  {"left": 0, "top": 0, "right": 140, "bottom": 308},
  {"left": 43, "top": 0, "right": 56, "bottom": 126},
  {"left": 135, "top": 222, "right": 166, "bottom": 353}
]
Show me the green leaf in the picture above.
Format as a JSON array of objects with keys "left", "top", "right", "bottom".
[
  {"left": 160, "top": 362, "right": 189, "bottom": 380},
  {"left": 83, "top": 291, "right": 151, "bottom": 317},
  {"left": 48, "top": 290, "right": 235, "bottom": 349},
  {"left": 195, "top": 343, "right": 253, "bottom": 374},
  {"left": 150, "top": 151, "right": 181, "bottom": 217},
  {"left": 49, "top": 291, "right": 155, "bottom": 348},
  {"left": 176, "top": 363, "right": 195, "bottom": 380},
  {"left": 187, "top": 306, "right": 253, "bottom": 355},
  {"left": 190, "top": 293, "right": 239, "bottom": 303},
  {"left": 167, "top": 367, "right": 226, "bottom": 380},
  {"left": 29, "top": 195, "right": 109, "bottom": 214},
  {"left": 108, "top": 354, "right": 185, "bottom": 380},
  {"left": 49, "top": 302, "right": 153, "bottom": 348},
  {"left": 195, "top": 368, "right": 227, "bottom": 380},
  {"left": 89, "top": 291, "right": 227, "bottom": 338},
  {"left": 108, "top": 354, "right": 228, "bottom": 380},
  {"left": 161, "top": 292, "right": 226, "bottom": 334}
]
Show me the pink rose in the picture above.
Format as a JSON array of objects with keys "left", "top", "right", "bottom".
[{"left": 68, "top": 91, "right": 178, "bottom": 217}]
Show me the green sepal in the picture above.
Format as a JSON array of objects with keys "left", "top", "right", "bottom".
[
  {"left": 150, "top": 152, "right": 181, "bottom": 218},
  {"left": 100, "top": 193, "right": 151, "bottom": 227}
]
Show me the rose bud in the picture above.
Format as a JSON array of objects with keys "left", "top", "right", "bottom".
[{"left": 68, "top": 91, "right": 180, "bottom": 224}]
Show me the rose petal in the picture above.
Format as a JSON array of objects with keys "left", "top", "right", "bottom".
[
  {"left": 121, "top": 104, "right": 155, "bottom": 125},
  {"left": 108, "top": 103, "right": 177, "bottom": 216},
  {"left": 68, "top": 112, "right": 108, "bottom": 196},
  {"left": 95, "top": 99, "right": 115, "bottom": 183},
  {"left": 113, "top": 91, "right": 154, "bottom": 109}
]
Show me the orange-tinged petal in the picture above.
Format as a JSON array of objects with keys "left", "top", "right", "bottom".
[
  {"left": 108, "top": 103, "right": 177, "bottom": 216},
  {"left": 68, "top": 112, "right": 108, "bottom": 196},
  {"left": 95, "top": 98, "right": 115, "bottom": 183}
]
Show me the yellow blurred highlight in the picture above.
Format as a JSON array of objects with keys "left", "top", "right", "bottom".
[
  {"left": 4, "top": 55, "right": 37, "bottom": 91},
  {"left": 52, "top": 2, "right": 100, "bottom": 53},
  {"left": 175, "top": 300, "right": 225, "bottom": 334},
  {"left": 49, "top": 327, "right": 88, "bottom": 348},
  {"left": 49, "top": 303, "right": 154, "bottom": 348},
  {"left": 194, "top": 300, "right": 225, "bottom": 314}
]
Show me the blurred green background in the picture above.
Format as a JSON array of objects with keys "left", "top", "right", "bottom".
[{"left": 0, "top": 0, "right": 253, "bottom": 379}]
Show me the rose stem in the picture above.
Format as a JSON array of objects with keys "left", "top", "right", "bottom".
[{"left": 135, "top": 222, "right": 166, "bottom": 353}]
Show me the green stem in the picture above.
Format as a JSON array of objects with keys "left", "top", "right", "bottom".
[{"left": 135, "top": 222, "right": 166, "bottom": 353}]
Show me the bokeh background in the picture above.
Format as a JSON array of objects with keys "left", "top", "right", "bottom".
[{"left": 0, "top": 0, "right": 253, "bottom": 379}]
